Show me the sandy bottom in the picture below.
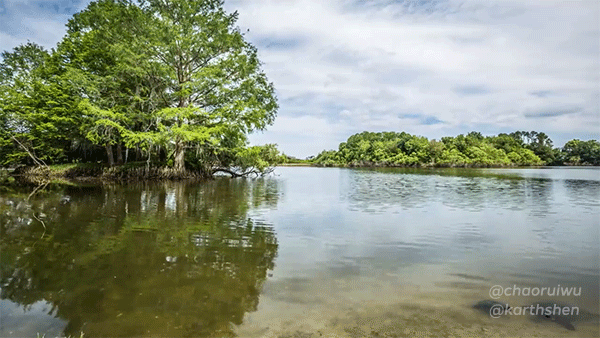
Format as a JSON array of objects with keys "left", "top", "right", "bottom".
[{"left": 235, "top": 265, "right": 599, "bottom": 338}]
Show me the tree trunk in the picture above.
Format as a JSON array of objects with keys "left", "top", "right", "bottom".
[
  {"left": 174, "top": 141, "right": 185, "bottom": 172},
  {"left": 116, "top": 143, "right": 124, "bottom": 165},
  {"left": 106, "top": 144, "right": 115, "bottom": 167}
]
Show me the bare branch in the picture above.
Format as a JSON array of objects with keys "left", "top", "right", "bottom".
[{"left": 11, "top": 135, "right": 47, "bottom": 168}]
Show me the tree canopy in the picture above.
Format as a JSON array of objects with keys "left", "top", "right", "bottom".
[
  {"left": 0, "top": 0, "right": 279, "bottom": 177},
  {"left": 313, "top": 131, "right": 600, "bottom": 167}
]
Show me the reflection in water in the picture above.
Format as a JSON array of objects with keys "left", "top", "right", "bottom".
[
  {"left": 346, "top": 168, "right": 556, "bottom": 215},
  {"left": 342, "top": 167, "right": 598, "bottom": 264},
  {"left": 1, "top": 167, "right": 599, "bottom": 337},
  {"left": 0, "top": 299, "right": 66, "bottom": 336},
  {"left": 0, "top": 179, "right": 280, "bottom": 337},
  {"left": 564, "top": 179, "right": 600, "bottom": 210},
  {"left": 262, "top": 167, "right": 598, "bottom": 337}
]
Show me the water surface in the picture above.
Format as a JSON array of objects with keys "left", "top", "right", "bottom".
[{"left": 1, "top": 167, "right": 598, "bottom": 337}]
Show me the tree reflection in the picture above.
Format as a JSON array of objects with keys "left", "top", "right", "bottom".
[
  {"left": 0, "top": 178, "right": 279, "bottom": 337},
  {"left": 564, "top": 179, "right": 600, "bottom": 209},
  {"left": 345, "top": 168, "right": 554, "bottom": 213}
]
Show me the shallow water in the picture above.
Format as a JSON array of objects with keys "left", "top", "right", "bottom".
[{"left": 1, "top": 167, "right": 599, "bottom": 337}]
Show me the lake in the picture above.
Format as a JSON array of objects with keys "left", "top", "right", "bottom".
[{"left": 1, "top": 167, "right": 599, "bottom": 337}]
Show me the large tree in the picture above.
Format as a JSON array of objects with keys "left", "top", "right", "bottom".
[
  {"left": 137, "top": 0, "right": 278, "bottom": 171},
  {"left": 58, "top": 0, "right": 166, "bottom": 166},
  {"left": 59, "top": 0, "right": 278, "bottom": 172}
]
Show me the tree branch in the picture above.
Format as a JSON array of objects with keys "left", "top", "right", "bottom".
[
  {"left": 11, "top": 135, "right": 47, "bottom": 168},
  {"left": 212, "top": 167, "right": 267, "bottom": 178}
]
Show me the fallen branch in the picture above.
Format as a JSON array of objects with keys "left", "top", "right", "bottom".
[
  {"left": 212, "top": 167, "right": 272, "bottom": 178},
  {"left": 11, "top": 135, "right": 47, "bottom": 168}
]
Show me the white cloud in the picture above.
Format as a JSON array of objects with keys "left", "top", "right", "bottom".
[
  {"left": 1, "top": 0, "right": 598, "bottom": 157},
  {"left": 228, "top": 0, "right": 599, "bottom": 155},
  {"left": 249, "top": 115, "right": 349, "bottom": 158},
  {"left": 0, "top": 31, "right": 25, "bottom": 50},
  {"left": 0, "top": 0, "right": 83, "bottom": 52},
  {"left": 21, "top": 16, "right": 72, "bottom": 49}
]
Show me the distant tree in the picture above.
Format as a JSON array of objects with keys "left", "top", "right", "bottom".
[
  {"left": 313, "top": 131, "right": 546, "bottom": 167},
  {"left": 508, "top": 131, "right": 555, "bottom": 164},
  {"left": 561, "top": 139, "right": 600, "bottom": 165}
]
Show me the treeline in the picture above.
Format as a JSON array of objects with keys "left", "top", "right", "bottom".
[
  {"left": 314, "top": 131, "right": 600, "bottom": 167},
  {"left": 0, "top": 0, "right": 280, "bottom": 178}
]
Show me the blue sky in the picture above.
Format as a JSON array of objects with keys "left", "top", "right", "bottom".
[{"left": 1, "top": 0, "right": 599, "bottom": 158}]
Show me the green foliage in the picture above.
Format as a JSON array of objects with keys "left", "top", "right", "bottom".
[
  {"left": 313, "top": 150, "right": 339, "bottom": 167},
  {"left": 314, "top": 130, "right": 600, "bottom": 168},
  {"left": 0, "top": 0, "right": 278, "bottom": 177},
  {"left": 231, "top": 144, "right": 282, "bottom": 172},
  {"left": 508, "top": 131, "right": 556, "bottom": 164},
  {"left": 129, "top": 0, "right": 278, "bottom": 171},
  {"left": 0, "top": 43, "right": 85, "bottom": 165},
  {"left": 561, "top": 139, "right": 600, "bottom": 165},
  {"left": 314, "top": 131, "right": 550, "bottom": 167}
]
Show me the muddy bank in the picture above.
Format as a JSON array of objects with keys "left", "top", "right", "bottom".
[{"left": 8, "top": 164, "right": 210, "bottom": 184}]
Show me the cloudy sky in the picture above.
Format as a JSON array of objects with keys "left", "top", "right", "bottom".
[{"left": 1, "top": 0, "right": 598, "bottom": 158}]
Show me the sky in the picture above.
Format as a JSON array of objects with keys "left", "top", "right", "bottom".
[{"left": 1, "top": 0, "right": 598, "bottom": 158}]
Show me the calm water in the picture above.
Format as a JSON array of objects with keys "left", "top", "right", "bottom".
[{"left": 1, "top": 167, "right": 599, "bottom": 337}]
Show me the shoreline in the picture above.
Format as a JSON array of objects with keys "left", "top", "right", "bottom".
[
  {"left": 303, "top": 163, "right": 598, "bottom": 169},
  {"left": 277, "top": 163, "right": 313, "bottom": 167},
  {"left": 5, "top": 164, "right": 210, "bottom": 185},
  {"left": 3, "top": 163, "right": 598, "bottom": 188}
]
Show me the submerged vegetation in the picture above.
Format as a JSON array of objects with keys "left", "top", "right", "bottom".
[
  {"left": 314, "top": 131, "right": 600, "bottom": 167},
  {"left": 0, "top": 0, "right": 280, "bottom": 179}
]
